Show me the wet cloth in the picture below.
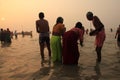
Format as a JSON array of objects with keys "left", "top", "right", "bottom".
[
  {"left": 95, "top": 28, "right": 105, "bottom": 47},
  {"left": 50, "top": 35, "right": 62, "bottom": 62},
  {"left": 115, "top": 28, "right": 120, "bottom": 47},
  {"left": 62, "top": 28, "right": 83, "bottom": 65},
  {"left": 117, "top": 35, "right": 120, "bottom": 41},
  {"left": 117, "top": 35, "right": 120, "bottom": 47}
]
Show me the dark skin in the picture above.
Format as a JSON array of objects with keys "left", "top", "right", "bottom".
[
  {"left": 87, "top": 12, "right": 104, "bottom": 63},
  {"left": 40, "top": 42, "right": 51, "bottom": 60},
  {"left": 36, "top": 12, "right": 51, "bottom": 61}
]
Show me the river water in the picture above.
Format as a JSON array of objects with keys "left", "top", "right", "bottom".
[{"left": 0, "top": 31, "right": 120, "bottom": 80}]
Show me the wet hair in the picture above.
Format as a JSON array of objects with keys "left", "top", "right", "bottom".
[
  {"left": 86, "top": 11, "right": 93, "bottom": 20},
  {"left": 75, "top": 22, "right": 82, "bottom": 29},
  {"left": 87, "top": 11, "right": 93, "bottom": 16},
  {"left": 39, "top": 12, "right": 44, "bottom": 19},
  {"left": 56, "top": 17, "right": 64, "bottom": 24}
]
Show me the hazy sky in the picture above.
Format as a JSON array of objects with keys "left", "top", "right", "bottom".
[{"left": 0, "top": 0, "right": 120, "bottom": 32}]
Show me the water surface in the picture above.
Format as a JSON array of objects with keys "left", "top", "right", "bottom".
[{"left": 0, "top": 31, "right": 120, "bottom": 80}]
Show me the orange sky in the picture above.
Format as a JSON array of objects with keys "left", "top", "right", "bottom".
[{"left": 0, "top": 0, "right": 120, "bottom": 32}]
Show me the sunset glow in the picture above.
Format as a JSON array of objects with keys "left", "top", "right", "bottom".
[
  {"left": 0, "top": 0, "right": 120, "bottom": 32},
  {"left": 1, "top": 17, "right": 5, "bottom": 21}
]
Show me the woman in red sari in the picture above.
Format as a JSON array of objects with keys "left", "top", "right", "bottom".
[{"left": 62, "top": 22, "right": 84, "bottom": 65}]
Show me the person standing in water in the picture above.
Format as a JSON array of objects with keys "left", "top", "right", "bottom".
[
  {"left": 36, "top": 12, "right": 51, "bottom": 62},
  {"left": 62, "top": 22, "right": 84, "bottom": 65},
  {"left": 50, "top": 17, "right": 66, "bottom": 63},
  {"left": 115, "top": 25, "right": 120, "bottom": 47},
  {"left": 86, "top": 11, "right": 106, "bottom": 63}
]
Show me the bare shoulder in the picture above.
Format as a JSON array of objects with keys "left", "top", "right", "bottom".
[
  {"left": 93, "top": 16, "right": 100, "bottom": 21},
  {"left": 36, "top": 20, "right": 40, "bottom": 23}
]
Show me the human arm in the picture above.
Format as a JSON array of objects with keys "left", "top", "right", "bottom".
[
  {"left": 60, "top": 24, "right": 66, "bottom": 36},
  {"left": 36, "top": 21, "right": 40, "bottom": 33},
  {"left": 93, "top": 16, "right": 104, "bottom": 32},
  {"left": 89, "top": 29, "right": 98, "bottom": 36},
  {"left": 89, "top": 16, "right": 104, "bottom": 36},
  {"left": 79, "top": 29, "right": 84, "bottom": 47}
]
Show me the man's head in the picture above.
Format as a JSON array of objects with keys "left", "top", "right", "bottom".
[
  {"left": 86, "top": 11, "right": 93, "bottom": 21},
  {"left": 39, "top": 12, "right": 44, "bottom": 19}
]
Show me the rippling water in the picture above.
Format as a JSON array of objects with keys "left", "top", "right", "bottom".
[{"left": 0, "top": 31, "right": 120, "bottom": 80}]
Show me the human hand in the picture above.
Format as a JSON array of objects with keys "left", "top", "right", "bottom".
[
  {"left": 89, "top": 30, "right": 97, "bottom": 36},
  {"left": 80, "top": 41, "right": 83, "bottom": 47}
]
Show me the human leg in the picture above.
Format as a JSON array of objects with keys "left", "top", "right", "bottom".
[
  {"left": 46, "top": 37, "right": 51, "bottom": 57},
  {"left": 40, "top": 43, "right": 45, "bottom": 60},
  {"left": 39, "top": 36, "right": 45, "bottom": 61},
  {"left": 96, "top": 47, "right": 102, "bottom": 63}
]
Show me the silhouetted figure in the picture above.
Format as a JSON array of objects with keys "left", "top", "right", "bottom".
[
  {"left": 110, "top": 28, "right": 113, "bottom": 32},
  {"left": 50, "top": 17, "right": 66, "bottom": 63},
  {"left": 6, "top": 28, "right": 12, "bottom": 43},
  {"left": 115, "top": 25, "right": 120, "bottom": 47},
  {"left": 21, "top": 31, "right": 24, "bottom": 37},
  {"left": 0, "top": 29, "right": 4, "bottom": 43},
  {"left": 14, "top": 30, "right": 18, "bottom": 39},
  {"left": 86, "top": 11, "right": 106, "bottom": 63},
  {"left": 36, "top": 12, "right": 51, "bottom": 62},
  {"left": 62, "top": 22, "right": 84, "bottom": 65},
  {"left": 0, "top": 28, "right": 12, "bottom": 43},
  {"left": 0, "top": 29, "right": 2, "bottom": 41},
  {"left": 30, "top": 31, "right": 33, "bottom": 37}
]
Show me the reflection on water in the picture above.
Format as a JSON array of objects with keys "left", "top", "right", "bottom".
[
  {"left": 49, "top": 65, "right": 81, "bottom": 80},
  {"left": 91, "top": 62, "right": 101, "bottom": 80},
  {"left": 1, "top": 42, "right": 11, "bottom": 48},
  {"left": 32, "top": 66, "right": 51, "bottom": 80},
  {"left": 116, "top": 51, "right": 120, "bottom": 63},
  {"left": 94, "top": 62, "right": 101, "bottom": 78},
  {"left": 0, "top": 31, "right": 120, "bottom": 80}
]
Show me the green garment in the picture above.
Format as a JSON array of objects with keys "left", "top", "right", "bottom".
[{"left": 50, "top": 35, "right": 62, "bottom": 62}]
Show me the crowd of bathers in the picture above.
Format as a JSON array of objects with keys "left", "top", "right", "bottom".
[{"left": 0, "top": 28, "right": 13, "bottom": 43}]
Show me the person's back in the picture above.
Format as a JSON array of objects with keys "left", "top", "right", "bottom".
[
  {"left": 36, "top": 12, "right": 51, "bottom": 63},
  {"left": 62, "top": 22, "right": 84, "bottom": 65},
  {"left": 36, "top": 19, "right": 49, "bottom": 33},
  {"left": 52, "top": 23, "right": 65, "bottom": 36},
  {"left": 50, "top": 17, "right": 66, "bottom": 63},
  {"left": 36, "top": 12, "right": 49, "bottom": 33}
]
